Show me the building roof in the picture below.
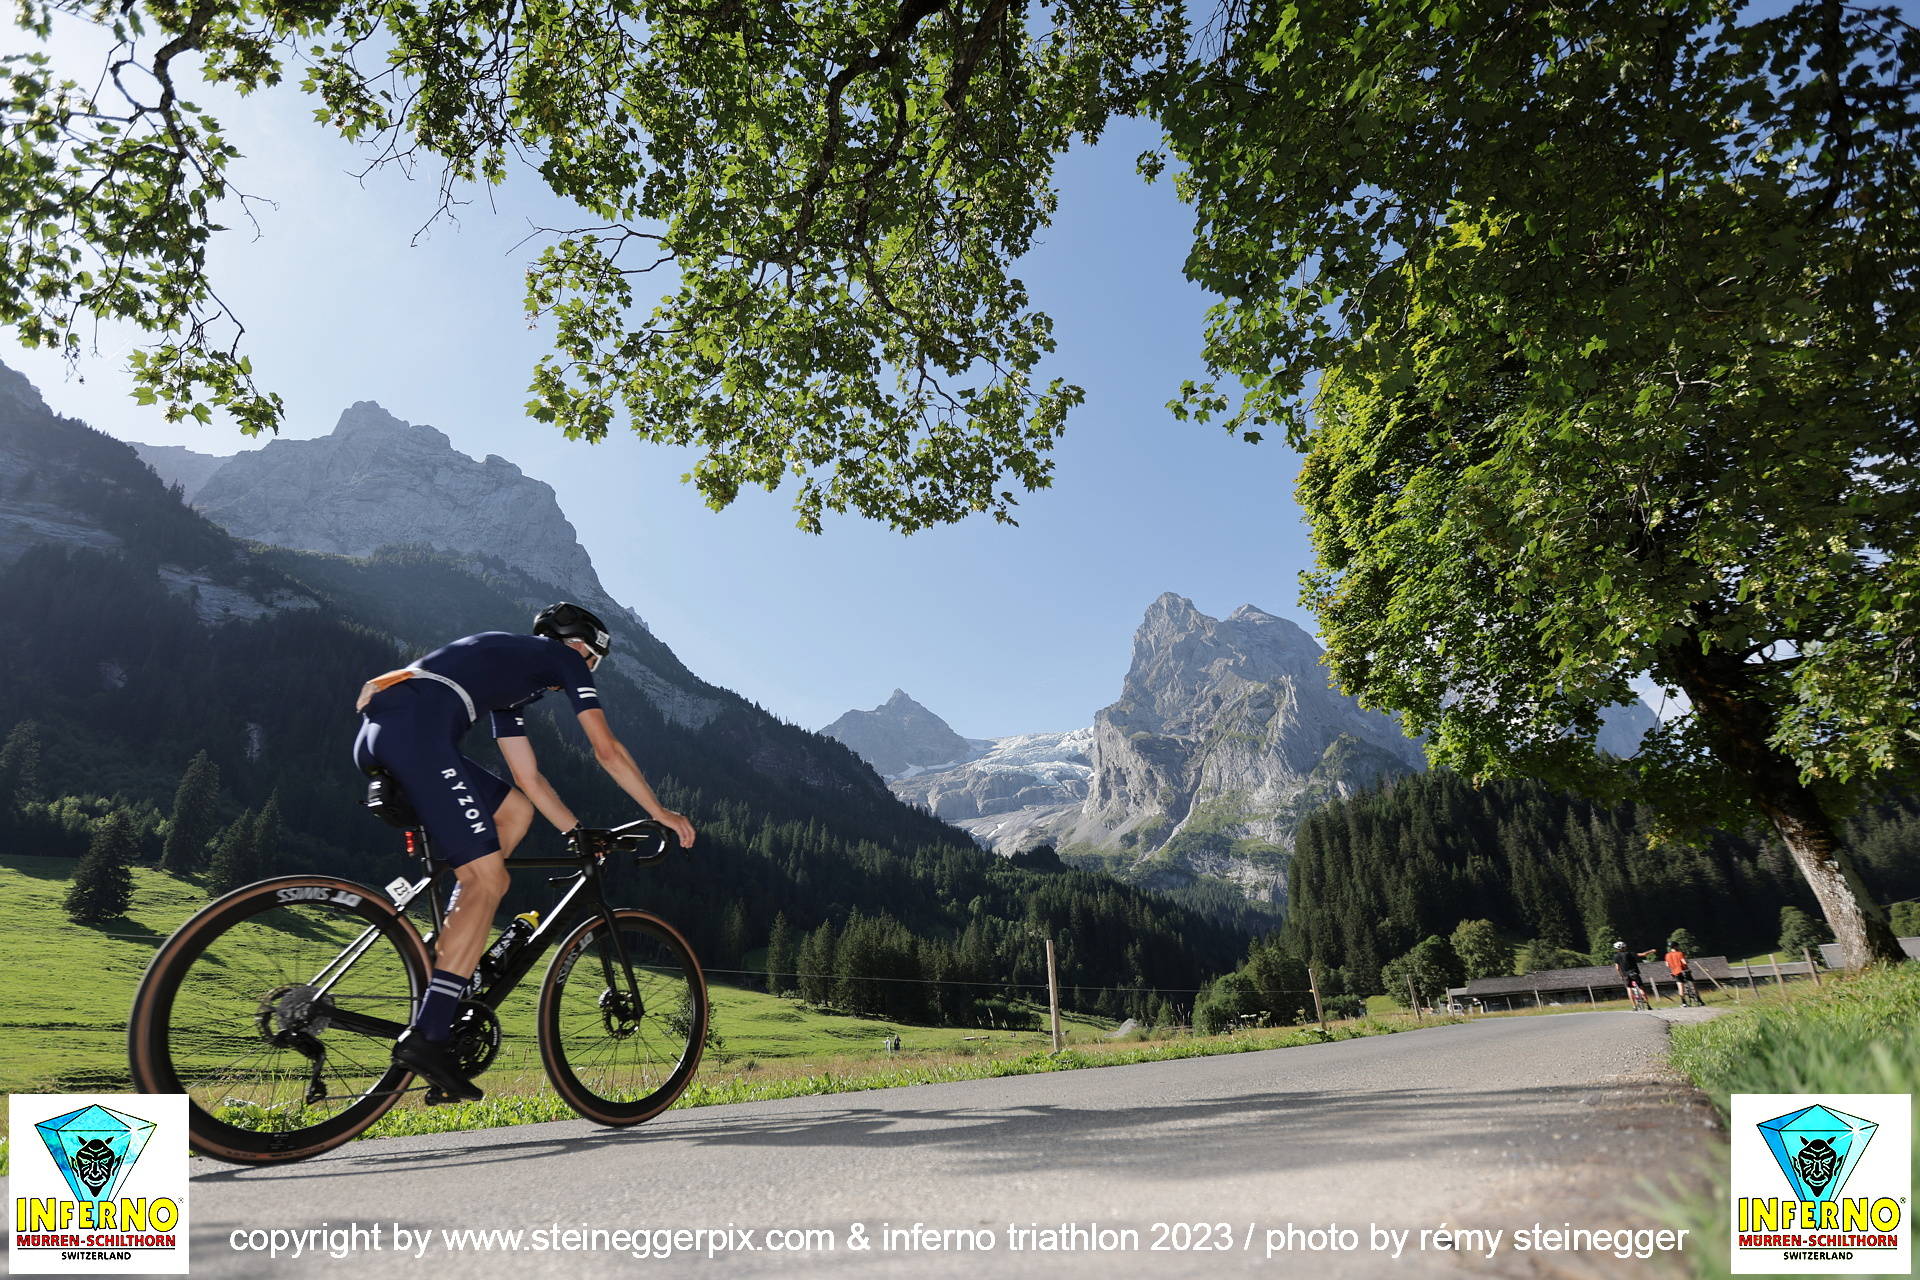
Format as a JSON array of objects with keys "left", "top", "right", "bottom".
[
  {"left": 1819, "top": 938, "right": 1920, "bottom": 968},
  {"left": 1449, "top": 956, "right": 1738, "bottom": 999}
]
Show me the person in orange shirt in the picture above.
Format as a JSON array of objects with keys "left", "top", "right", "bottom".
[{"left": 1664, "top": 941, "right": 1702, "bottom": 1006}]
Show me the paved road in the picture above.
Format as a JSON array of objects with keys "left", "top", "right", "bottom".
[{"left": 15, "top": 1011, "right": 1729, "bottom": 1279}]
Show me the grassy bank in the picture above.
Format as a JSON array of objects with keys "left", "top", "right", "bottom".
[
  {"left": 1668, "top": 961, "right": 1919, "bottom": 1103},
  {"left": 1663, "top": 962, "right": 1920, "bottom": 1279}
]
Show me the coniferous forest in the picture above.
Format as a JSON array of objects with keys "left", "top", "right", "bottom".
[
  {"left": 0, "top": 391, "right": 1263, "bottom": 1028},
  {"left": 1279, "top": 770, "right": 1920, "bottom": 996}
]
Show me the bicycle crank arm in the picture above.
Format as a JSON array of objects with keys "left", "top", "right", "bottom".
[{"left": 324, "top": 1009, "right": 410, "bottom": 1041}]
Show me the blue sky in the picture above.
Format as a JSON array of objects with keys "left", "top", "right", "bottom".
[{"left": 9, "top": 23, "right": 1322, "bottom": 739}]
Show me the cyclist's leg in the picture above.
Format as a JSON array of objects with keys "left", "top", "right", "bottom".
[
  {"left": 419, "top": 757, "right": 517, "bottom": 977},
  {"left": 359, "top": 713, "right": 509, "bottom": 1004}
]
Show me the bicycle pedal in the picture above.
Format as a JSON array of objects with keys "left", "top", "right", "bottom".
[{"left": 423, "top": 1087, "right": 459, "bottom": 1106}]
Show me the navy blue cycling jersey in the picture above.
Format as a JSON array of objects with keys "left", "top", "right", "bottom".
[
  {"left": 408, "top": 632, "right": 600, "bottom": 738},
  {"left": 353, "top": 631, "right": 600, "bottom": 867}
]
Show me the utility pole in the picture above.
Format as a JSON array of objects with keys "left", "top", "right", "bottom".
[
  {"left": 1044, "top": 937, "right": 1063, "bottom": 1054},
  {"left": 1307, "top": 966, "right": 1326, "bottom": 1031}
]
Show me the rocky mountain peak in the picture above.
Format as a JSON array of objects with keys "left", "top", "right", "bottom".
[
  {"left": 327, "top": 400, "right": 454, "bottom": 451},
  {"left": 821, "top": 690, "right": 981, "bottom": 780},
  {"left": 134, "top": 402, "right": 605, "bottom": 610},
  {"left": 0, "top": 361, "right": 47, "bottom": 415}
]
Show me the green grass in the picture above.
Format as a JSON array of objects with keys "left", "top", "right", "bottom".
[
  {"left": 1662, "top": 963, "right": 1920, "bottom": 1280},
  {"left": 0, "top": 853, "right": 1447, "bottom": 1151},
  {"left": 1667, "top": 962, "right": 1920, "bottom": 1105},
  {"left": 0, "top": 854, "right": 207, "bottom": 1093}
]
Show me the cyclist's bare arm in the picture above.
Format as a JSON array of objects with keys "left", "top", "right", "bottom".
[
  {"left": 577, "top": 708, "right": 696, "bottom": 848},
  {"left": 498, "top": 734, "right": 580, "bottom": 833}
]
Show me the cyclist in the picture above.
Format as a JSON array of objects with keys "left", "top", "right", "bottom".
[
  {"left": 1610, "top": 941, "right": 1657, "bottom": 1009},
  {"left": 1664, "top": 940, "right": 1701, "bottom": 1006},
  {"left": 352, "top": 602, "right": 696, "bottom": 1100}
]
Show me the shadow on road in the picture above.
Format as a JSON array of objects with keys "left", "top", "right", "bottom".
[{"left": 193, "top": 1075, "right": 1685, "bottom": 1189}]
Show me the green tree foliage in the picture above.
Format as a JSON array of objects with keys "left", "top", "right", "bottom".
[
  {"left": 65, "top": 809, "right": 135, "bottom": 924},
  {"left": 765, "top": 912, "right": 796, "bottom": 997},
  {"left": 796, "top": 920, "right": 837, "bottom": 1006},
  {"left": 0, "top": 719, "right": 44, "bottom": 811},
  {"left": 1887, "top": 902, "right": 1920, "bottom": 937},
  {"left": 250, "top": 791, "right": 283, "bottom": 878},
  {"left": 1514, "top": 939, "right": 1588, "bottom": 977},
  {"left": 204, "top": 808, "right": 258, "bottom": 898},
  {"left": 160, "top": 750, "right": 221, "bottom": 872},
  {"left": 1281, "top": 770, "right": 1920, "bottom": 990},
  {"left": 1666, "top": 927, "right": 1703, "bottom": 956},
  {"left": 1448, "top": 919, "right": 1510, "bottom": 983},
  {"left": 1778, "top": 906, "right": 1831, "bottom": 956},
  {"left": 1381, "top": 936, "right": 1464, "bottom": 1010},
  {"left": 1259, "top": 4, "right": 1920, "bottom": 968},
  {"left": 1192, "top": 972, "right": 1259, "bottom": 1035},
  {"left": 3, "top": 0, "right": 1195, "bottom": 530}
]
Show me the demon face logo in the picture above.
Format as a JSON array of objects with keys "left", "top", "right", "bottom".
[
  {"left": 72, "top": 1137, "right": 121, "bottom": 1195},
  {"left": 1793, "top": 1137, "right": 1841, "bottom": 1195}
]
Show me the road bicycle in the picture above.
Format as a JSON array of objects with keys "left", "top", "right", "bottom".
[
  {"left": 1624, "top": 978, "right": 1651, "bottom": 1012},
  {"left": 128, "top": 809, "right": 706, "bottom": 1165},
  {"left": 1674, "top": 971, "right": 1704, "bottom": 1008}
]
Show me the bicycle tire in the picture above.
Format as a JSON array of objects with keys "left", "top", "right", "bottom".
[
  {"left": 128, "top": 875, "right": 432, "bottom": 1164},
  {"left": 536, "top": 908, "right": 706, "bottom": 1126}
]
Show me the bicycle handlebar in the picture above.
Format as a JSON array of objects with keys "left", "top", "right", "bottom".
[{"left": 568, "top": 819, "right": 681, "bottom": 866}]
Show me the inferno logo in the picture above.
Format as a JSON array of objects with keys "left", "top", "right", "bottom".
[
  {"left": 1759, "top": 1104, "right": 1875, "bottom": 1204},
  {"left": 70, "top": 1138, "right": 121, "bottom": 1196},
  {"left": 34, "top": 1104, "right": 153, "bottom": 1204},
  {"left": 1794, "top": 1137, "right": 1842, "bottom": 1196}
]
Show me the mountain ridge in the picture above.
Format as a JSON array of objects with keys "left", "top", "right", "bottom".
[{"left": 831, "top": 594, "right": 1660, "bottom": 905}]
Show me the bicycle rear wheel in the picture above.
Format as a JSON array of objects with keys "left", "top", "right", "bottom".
[
  {"left": 537, "top": 908, "right": 706, "bottom": 1126},
  {"left": 128, "top": 876, "right": 432, "bottom": 1164}
]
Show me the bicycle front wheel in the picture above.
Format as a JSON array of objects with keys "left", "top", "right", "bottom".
[
  {"left": 128, "top": 876, "right": 432, "bottom": 1164},
  {"left": 537, "top": 908, "right": 706, "bottom": 1126}
]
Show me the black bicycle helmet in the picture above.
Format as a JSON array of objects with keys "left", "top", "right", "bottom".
[{"left": 533, "top": 602, "right": 612, "bottom": 662}]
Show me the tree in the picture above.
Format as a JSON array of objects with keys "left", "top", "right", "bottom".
[
  {"left": 1514, "top": 939, "right": 1587, "bottom": 977},
  {"left": 0, "top": 720, "right": 43, "bottom": 812},
  {"left": 1666, "top": 928, "right": 1703, "bottom": 957},
  {"left": 1890, "top": 903, "right": 1920, "bottom": 939},
  {"left": 66, "top": 810, "right": 136, "bottom": 924},
  {"left": 251, "top": 791, "right": 284, "bottom": 879},
  {"left": 1380, "top": 936, "right": 1463, "bottom": 1009},
  {"left": 1448, "top": 919, "right": 1510, "bottom": 983},
  {"left": 4, "top": 0, "right": 1179, "bottom": 530},
  {"left": 205, "top": 808, "right": 258, "bottom": 898},
  {"left": 13, "top": 3, "right": 1915, "bottom": 957},
  {"left": 1778, "top": 906, "right": 1831, "bottom": 957},
  {"left": 765, "top": 912, "right": 797, "bottom": 997},
  {"left": 1193, "top": 973, "right": 1259, "bottom": 1035},
  {"left": 796, "top": 920, "right": 837, "bottom": 1006},
  {"left": 1270, "top": 5, "right": 1919, "bottom": 969},
  {"left": 160, "top": 751, "right": 221, "bottom": 872}
]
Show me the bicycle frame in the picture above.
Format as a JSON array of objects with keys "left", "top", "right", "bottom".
[{"left": 305, "top": 821, "right": 655, "bottom": 1045}]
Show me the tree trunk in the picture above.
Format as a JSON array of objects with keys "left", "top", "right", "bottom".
[{"left": 1662, "top": 640, "right": 1902, "bottom": 968}]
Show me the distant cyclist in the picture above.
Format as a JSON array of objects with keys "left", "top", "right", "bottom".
[
  {"left": 1611, "top": 941, "right": 1657, "bottom": 1009},
  {"left": 1664, "top": 940, "right": 1701, "bottom": 1006},
  {"left": 352, "top": 602, "right": 696, "bottom": 1100}
]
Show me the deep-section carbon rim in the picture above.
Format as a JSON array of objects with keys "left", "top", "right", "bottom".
[
  {"left": 128, "top": 876, "right": 431, "bottom": 1164},
  {"left": 537, "top": 909, "right": 705, "bottom": 1126}
]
